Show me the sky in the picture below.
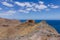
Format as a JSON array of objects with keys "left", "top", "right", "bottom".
[{"left": 0, "top": 0, "right": 60, "bottom": 20}]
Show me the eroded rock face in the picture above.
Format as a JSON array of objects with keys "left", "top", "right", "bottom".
[{"left": 0, "top": 18, "right": 60, "bottom": 40}]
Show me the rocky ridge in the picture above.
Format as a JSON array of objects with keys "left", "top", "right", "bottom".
[{"left": 0, "top": 18, "right": 60, "bottom": 40}]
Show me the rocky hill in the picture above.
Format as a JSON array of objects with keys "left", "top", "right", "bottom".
[{"left": 0, "top": 18, "right": 60, "bottom": 40}]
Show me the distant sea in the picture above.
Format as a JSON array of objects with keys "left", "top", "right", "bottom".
[{"left": 20, "top": 20, "right": 60, "bottom": 33}]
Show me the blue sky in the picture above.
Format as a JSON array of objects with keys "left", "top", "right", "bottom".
[{"left": 0, "top": 0, "right": 60, "bottom": 20}]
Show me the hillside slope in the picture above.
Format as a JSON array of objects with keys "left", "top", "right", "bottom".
[{"left": 0, "top": 18, "right": 60, "bottom": 40}]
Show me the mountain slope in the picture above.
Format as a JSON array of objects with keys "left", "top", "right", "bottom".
[{"left": 0, "top": 18, "right": 60, "bottom": 40}]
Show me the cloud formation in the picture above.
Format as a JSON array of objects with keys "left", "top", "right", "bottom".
[
  {"left": 14, "top": 1, "right": 48, "bottom": 13},
  {"left": 50, "top": 5, "right": 59, "bottom": 8},
  {"left": 15, "top": 2, "right": 26, "bottom": 7},
  {"left": 0, "top": 1, "right": 60, "bottom": 13},
  {"left": 14, "top": 1, "right": 60, "bottom": 13},
  {"left": 2, "top": 2, "right": 13, "bottom": 7},
  {"left": 18, "top": 9, "right": 29, "bottom": 13},
  {"left": 35, "top": 3, "right": 47, "bottom": 9},
  {"left": 0, "top": 10, "right": 16, "bottom": 16}
]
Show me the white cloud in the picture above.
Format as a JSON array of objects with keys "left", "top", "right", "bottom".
[
  {"left": 6, "top": 10, "right": 16, "bottom": 15},
  {"left": 0, "top": 1, "right": 60, "bottom": 13},
  {"left": 15, "top": 2, "right": 33, "bottom": 7},
  {"left": 48, "top": 4, "right": 60, "bottom": 8},
  {"left": 26, "top": 8, "right": 37, "bottom": 12},
  {"left": 35, "top": 1, "right": 47, "bottom": 10},
  {"left": 15, "top": 2, "right": 25, "bottom": 7},
  {"left": 18, "top": 10, "right": 29, "bottom": 13},
  {"left": 0, "top": 8, "right": 2, "bottom": 10},
  {"left": 35, "top": 4, "right": 47, "bottom": 10},
  {"left": 18, "top": 8, "right": 37, "bottom": 13},
  {"left": 26, "top": 8, "right": 32, "bottom": 11},
  {"left": 15, "top": 1, "right": 48, "bottom": 13},
  {"left": 24, "top": 2, "right": 32, "bottom": 7},
  {"left": 51, "top": 5, "right": 59, "bottom": 8},
  {"left": 0, "top": 10, "right": 16, "bottom": 16},
  {"left": 39, "top": 1, "right": 44, "bottom": 4},
  {"left": 2, "top": 2, "right": 14, "bottom": 7},
  {"left": 15, "top": 1, "right": 47, "bottom": 10}
]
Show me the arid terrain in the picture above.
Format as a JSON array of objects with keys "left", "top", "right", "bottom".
[{"left": 0, "top": 18, "right": 60, "bottom": 40}]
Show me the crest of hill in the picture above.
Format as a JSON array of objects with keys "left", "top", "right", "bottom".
[
  {"left": 0, "top": 18, "right": 21, "bottom": 27},
  {"left": 0, "top": 18, "right": 59, "bottom": 38},
  {"left": 10, "top": 20, "right": 59, "bottom": 36},
  {"left": 36, "top": 20, "right": 58, "bottom": 34}
]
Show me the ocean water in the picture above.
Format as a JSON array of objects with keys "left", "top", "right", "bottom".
[
  {"left": 20, "top": 20, "right": 60, "bottom": 33},
  {"left": 46, "top": 20, "right": 60, "bottom": 34}
]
